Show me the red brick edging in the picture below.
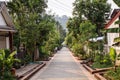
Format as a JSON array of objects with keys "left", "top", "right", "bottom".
[{"left": 94, "top": 73, "right": 107, "bottom": 80}]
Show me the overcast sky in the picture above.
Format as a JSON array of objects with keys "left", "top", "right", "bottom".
[
  {"left": 46, "top": 0, "right": 119, "bottom": 17},
  {"left": 0, "top": 0, "right": 119, "bottom": 17},
  {"left": 46, "top": 0, "right": 75, "bottom": 17}
]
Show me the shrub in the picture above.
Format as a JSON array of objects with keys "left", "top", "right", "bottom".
[
  {"left": 39, "top": 46, "right": 49, "bottom": 60},
  {"left": 92, "top": 54, "right": 113, "bottom": 68},
  {"left": 24, "top": 54, "right": 32, "bottom": 64},
  {"left": 104, "top": 67, "right": 120, "bottom": 80},
  {"left": 72, "top": 43, "right": 86, "bottom": 59},
  {"left": 0, "top": 49, "right": 20, "bottom": 80},
  {"left": 109, "top": 47, "right": 116, "bottom": 65}
]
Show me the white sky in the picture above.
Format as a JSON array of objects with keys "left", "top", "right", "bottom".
[
  {"left": 0, "top": 0, "right": 119, "bottom": 17},
  {"left": 0, "top": 0, "right": 9, "bottom": 1},
  {"left": 46, "top": 0, "right": 119, "bottom": 17},
  {"left": 46, "top": 0, "right": 75, "bottom": 17}
]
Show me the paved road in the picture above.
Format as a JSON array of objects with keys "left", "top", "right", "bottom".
[{"left": 30, "top": 47, "right": 96, "bottom": 80}]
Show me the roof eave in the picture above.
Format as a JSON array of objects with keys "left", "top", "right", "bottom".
[{"left": 105, "top": 11, "right": 120, "bottom": 29}]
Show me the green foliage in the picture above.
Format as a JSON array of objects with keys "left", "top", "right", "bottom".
[
  {"left": 92, "top": 54, "right": 113, "bottom": 68},
  {"left": 115, "top": 20, "right": 120, "bottom": 25},
  {"left": 79, "top": 21, "right": 97, "bottom": 42},
  {"left": 7, "top": 0, "right": 65, "bottom": 61},
  {"left": 45, "top": 31, "right": 60, "bottom": 55},
  {"left": 0, "top": 49, "right": 20, "bottom": 80},
  {"left": 66, "top": 17, "right": 81, "bottom": 39},
  {"left": 104, "top": 67, "right": 120, "bottom": 80},
  {"left": 113, "top": 0, "right": 120, "bottom": 7},
  {"left": 73, "top": 0, "right": 111, "bottom": 36},
  {"left": 39, "top": 46, "right": 49, "bottom": 60},
  {"left": 92, "top": 47, "right": 118, "bottom": 69},
  {"left": 65, "top": 33, "right": 73, "bottom": 48},
  {"left": 66, "top": 20, "right": 97, "bottom": 59},
  {"left": 7, "top": 0, "right": 47, "bottom": 59},
  {"left": 2, "top": 72, "right": 16, "bottom": 80},
  {"left": 4, "top": 49, "right": 11, "bottom": 58},
  {"left": 109, "top": 47, "right": 116, "bottom": 64},
  {"left": 72, "top": 43, "right": 86, "bottom": 59},
  {"left": 24, "top": 54, "right": 32, "bottom": 64}
]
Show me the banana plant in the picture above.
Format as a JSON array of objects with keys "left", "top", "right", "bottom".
[
  {"left": 0, "top": 49, "right": 20, "bottom": 79},
  {"left": 109, "top": 47, "right": 117, "bottom": 71}
]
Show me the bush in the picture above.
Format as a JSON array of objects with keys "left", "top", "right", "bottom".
[
  {"left": 24, "top": 54, "right": 32, "bottom": 64},
  {"left": 72, "top": 43, "right": 86, "bottom": 59},
  {"left": 4, "top": 49, "right": 10, "bottom": 58},
  {"left": 104, "top": 67, "right": 120, "bottom": 80},
  {"left": 0, "top": 49, "right": 20, "bottom": 80},
  {"left": 39, "top": 46, "right": 50, "bottom": 60},
  {"left": 92, "top": 54, "right": 113, "bottom": 68}
]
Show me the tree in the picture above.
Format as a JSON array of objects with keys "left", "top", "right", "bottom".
[
  {"left": 113, "top": 0, "right": 120, "bottom": 7},
  {"left": 67, "top": 17, "right": 81, "bottom": 39},
  {"left": 66, "top": 0, "right": 111, "bottom": 59},
  {"left": 7, "top": 0, "right": 63, "bottom": 61},
  {"left": 79, "top": 21, "right": 96, "bottom": 43},
  {"left": 73, "top": 0, "right": 111, "bottom": 36},
  {"left": 7, "top": 0, "right": 47, "bottom": 49}
]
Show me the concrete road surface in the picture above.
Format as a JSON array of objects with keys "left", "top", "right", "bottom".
[{"left": 30, "top": 47, "right": 96, "bottom": 80}]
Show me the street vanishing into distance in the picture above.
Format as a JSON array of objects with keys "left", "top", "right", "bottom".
[
  {"left": 0, "top": 0, "right": 120, "bottom": 80},
  {"left": 30, "top": 47, "right": 96, "bottom": 80}
]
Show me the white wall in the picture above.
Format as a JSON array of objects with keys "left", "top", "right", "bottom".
[
  {"left": 6, "top": 37, "right": 9, "bottom": 49},
  {"left": 107, "top": 33, "right": 119, "bottom": 46},
  {"left": 107, "top": 17, "right": 120, "bottom": 47},
  {"left": 0, "top": 13, "right": 6, "bottom": 26},
  {"left": 0, "top": 36, "right": 6, "bottom": 49}
]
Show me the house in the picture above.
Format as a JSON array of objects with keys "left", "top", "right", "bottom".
[
  {"left": 0, "top": 2, "right": 16, "bottom": 51},
  {"left": 104, "top": 9, "right": 120, "bottom": 52},
  {"left": 105, "top": 9, "right": 120, "bottom": 46},
  {"left": 105, "top": 9, "right": 120, "bottom": 66}
]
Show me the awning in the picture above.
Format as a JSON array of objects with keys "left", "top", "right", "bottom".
[
  {"left": 0, "top": 29, "right": 16, "bottom": 32},
  {"left": 0, "top": 26, "right": 16, "bottom": 32}
]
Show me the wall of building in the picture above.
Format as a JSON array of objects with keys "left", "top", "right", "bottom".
[
  {"left": 0, "top": 13, "right": 7, "bottom": 26},
  {"left": 107, "top": 33, "right": 119, "bottom": 46},
  {"left": 0, "top": 36, "right": 6, "bottom": 49}
]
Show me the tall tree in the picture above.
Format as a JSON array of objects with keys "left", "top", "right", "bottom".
[
  {"left": 7, "top": 0, "right": 47, "bottom": 47},
  {"left": 73, "top": 0, "right": 111, "bottom": 36},
  {"left": 7, "top": 0, "right": 64, "bottom": 61}
]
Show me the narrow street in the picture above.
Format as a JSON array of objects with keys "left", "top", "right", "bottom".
[{"left": 30, "top": 47, "right": 96, "bottom": 80}]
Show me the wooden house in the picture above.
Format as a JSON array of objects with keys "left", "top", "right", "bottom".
[{"left": 0, "top": 2, "right": 16, "bottom": 51}]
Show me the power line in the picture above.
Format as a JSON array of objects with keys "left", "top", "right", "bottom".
[
  {"left": 50, "top": 0, "right": 72, "bottom": 11},
  {"left": 48, "top": 1, "right": 72, "bottom": 13},
  {"left": 55, "top": 0, "right": 73, "bottom": 9},
  {"left": 48, "top": 3, "right": 72, "bottom": 14}
]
